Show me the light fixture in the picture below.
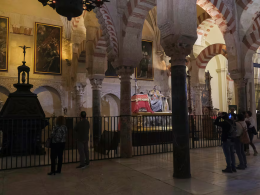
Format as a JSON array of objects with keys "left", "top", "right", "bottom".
[{"left": 38, "top": 0, "right": 109, "bottom": 21}]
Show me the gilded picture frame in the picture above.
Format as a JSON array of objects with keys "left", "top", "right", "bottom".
[
  {"left": 0, "top": 16, "right": 9, "bottom": 71},
  {"left": 34, "top": 22, "right": 62, "bottom": 75},
  {"left": 135, "top": 40, "right": 154, "bottom": 81}
]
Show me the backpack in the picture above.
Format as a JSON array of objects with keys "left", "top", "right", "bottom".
[{"left": 226, "top": 120, "right": 237, "bottom": 139}]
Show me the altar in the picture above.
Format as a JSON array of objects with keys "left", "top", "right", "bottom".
[{"left": 132, "top": 112, "right": 173, "bottom": 146}]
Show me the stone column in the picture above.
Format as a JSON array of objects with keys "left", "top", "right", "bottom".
[
  {"left": 193, "top": 85, "right": 203, "bottom": 115},
  {"left": 169, "top": 44, "right": 192, "bottom": 179},
  {"left": 89, "top": 75, "right": 104, "bottom": 147},
  {"left": 216, "top": 68, "right": 228, "bottom": 112},
  {"left": 234, "top": 78, "right": 247, "bottom": 113},
  {"left": 117, "top": 66, "right": 134, "bottom": 158},
  {"left": 75, "top": 83, "right": 86, "bottom": 116}
]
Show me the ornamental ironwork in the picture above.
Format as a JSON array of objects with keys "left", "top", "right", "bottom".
[{"left": 38, "top": 0, "right": 109, "bottom": 20}]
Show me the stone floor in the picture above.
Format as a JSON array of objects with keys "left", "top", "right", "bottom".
[{"left": 1, "top": 144, "right": 260, "bottom": 195}]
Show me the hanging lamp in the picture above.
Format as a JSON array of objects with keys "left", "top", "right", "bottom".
[{"left": 38, "top": 0, "right": 109, "bottom": 21}]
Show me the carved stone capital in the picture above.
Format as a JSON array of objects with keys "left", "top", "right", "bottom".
[
  {"left": 89, "top": 74, "right": 104, "bottom": 90},
  {"left": 166, "top": 43, "right": 193, "bottom": 66},
  {"left": 75, "top": 83, "right": 86, "bottom": 96},
  {"left": 116, "top": 66, "right": 134, "bottom": 80}
]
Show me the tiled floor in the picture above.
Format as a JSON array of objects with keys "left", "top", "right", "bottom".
[{"left": 1, "top": 144, "right": 260, "bottom": 195}]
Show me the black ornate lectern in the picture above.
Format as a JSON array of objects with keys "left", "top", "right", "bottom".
[{"left": 0, "top": 46, "right": 48, "bottom": 156}]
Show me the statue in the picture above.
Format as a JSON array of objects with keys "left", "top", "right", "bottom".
[{"left": 148, "top": 86, "right": 163, "bottom": 112}]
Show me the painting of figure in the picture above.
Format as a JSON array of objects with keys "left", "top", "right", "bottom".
[
  {"left": 35, "top": 23, "right": 62, "bottom": 74},
  {"left": 105, "top": 61, "right": 118, "bottom": 77},
  {"left": 136, "top": 40, "right": 153, "bottom": 81},
  {"left": 0, "top": 16, "right": 8, "bottom": 71}
]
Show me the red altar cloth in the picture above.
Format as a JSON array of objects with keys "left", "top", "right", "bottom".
[
  {"left": 131, "top": 94, "right": 154, "bottom": 113},
  {"left": 118, "top": 94, "right": 154, "bottom": 130}
]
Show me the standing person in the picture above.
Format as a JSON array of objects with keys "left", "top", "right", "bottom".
[
  {"left": 214, "top": 112, "right": 236, "bottom": 173},
  {"left": 230, "top": 108, "right": 237, "bottom": 121},
  {"left": 48, "top": 116, "right": 67, "bottom": 175},
  {"left": 74, "top": 111, "right": 90, "bottom": 168},
  {"left": 235, "top": 114, "right": 247, "bottom": 169},
  {"left": 245, "top": 111, "right": 258, "bottom": 156}
]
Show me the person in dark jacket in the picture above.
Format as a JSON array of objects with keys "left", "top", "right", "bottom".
[
  {"left": 74, "top": 111, "right": 90, "bottom": 168},
  {"left": 214, "top": 112, "right": 236, "bottom": 173},
  {"left": 48, "top": 116, "right": 67, "bottom": 175}
]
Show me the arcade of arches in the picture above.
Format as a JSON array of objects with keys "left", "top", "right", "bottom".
[{"left": 1, "top": 0, "right": 260, "bottom": 178}]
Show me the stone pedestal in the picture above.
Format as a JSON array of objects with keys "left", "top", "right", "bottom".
[
  {"left": 117, "top": 67, "right": 134, "bottom": 158},
  {"left": 234, "top": 78, "right": 247, "bottom": 113},
  {"left": 89, "top": 75, "right": 104, "bottom": 147}
]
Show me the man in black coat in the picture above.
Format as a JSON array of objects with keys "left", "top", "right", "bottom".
[{"left": 214, "top": 112, "right": 236, "bottom": 173}]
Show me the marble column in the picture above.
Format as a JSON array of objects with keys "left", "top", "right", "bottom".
[
  {"left": 170, "top": 46, "right": 192, "bottom": 179},
  {"left": 75, "top": 83, "right": 86, "bottom": 116},
  {"left": 89, "top": 75, "right": 104, "bottom": 147},
  {"left": 234, "top": 78, "right": 247, "bottom": 113},
  {"left": 117, "top": 67, "right": 134, "bottom": 158},
  {"left": 193, "top": 85, "right": 203, "bottom": 115}
]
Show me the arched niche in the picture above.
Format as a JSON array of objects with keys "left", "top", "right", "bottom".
[
  {"left": 34, "top": 86, "right": 62, "bottom": 117},
  {"left": 101, "top": 93, "right": 120, "bottom": 131},
  {"left": 101, "top": 94, "right": 120, "bottom": 117}
]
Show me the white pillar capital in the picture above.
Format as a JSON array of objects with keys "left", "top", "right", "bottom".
[
  {"left": 74, "top": 83, "right": 86, "bottom": 96},
  {"left": 89, "top": 74, "right": 104, "bottom": 90}
]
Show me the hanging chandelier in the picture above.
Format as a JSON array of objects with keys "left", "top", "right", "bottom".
[{"left": 38, "top": 0, "right": 109, "bottom": 21}]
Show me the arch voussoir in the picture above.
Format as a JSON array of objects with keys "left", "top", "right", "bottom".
[{"left": 196, "top": 43, "right": 227, "bottom": 69}]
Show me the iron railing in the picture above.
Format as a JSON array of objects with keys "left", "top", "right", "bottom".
[
  {"left": 132, "top": 115, "right": 222, "bottom": 156},
  {"left": 0, "top": 117, "right": 120, "bottom": 170},
  {"left": 0, "top": 114, "right": 255, "bottom": 170}
]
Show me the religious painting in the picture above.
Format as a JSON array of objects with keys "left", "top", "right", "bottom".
[
  {"left": 0, "top": 16, "right": 9, "bottom": 71},
  {"left": 105, "top": 61, "right": 118, "bottom": 77},
  {"left": 136, "top": 40, "right": 153, "bottom": 81},
  {"left": 34, "top": 23, "right": 62, "bottom": 74}
]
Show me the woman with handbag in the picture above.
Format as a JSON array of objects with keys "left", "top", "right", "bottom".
[
  {"left": 235, "top": 114, "right": 248, "bottom": 170},
  {"left": 48, "top": 116, "right": 67, "bottom": 175},
  {"left": 245, "top": 111, "right": 258, "bottom": 156}
]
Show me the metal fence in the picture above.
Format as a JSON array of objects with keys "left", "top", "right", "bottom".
[
  {"left": 0, "top": 117, "right": 120, "bottom": 170},
  {"left": 0, "top": 115, "right": 239, "bottom": 170},
  {"left": 132, "top": 115, "right": 222, "bottom": 156}
]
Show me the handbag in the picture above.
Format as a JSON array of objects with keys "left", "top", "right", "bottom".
[
  {"left": 45, "top": 138, "right": 52, "bottom": 148},
  {"left": 238, "top": 123, "right": 250, "bottom": 144},
  {"left": 249, "top": 126, "right": 257, "bottom": 135}
]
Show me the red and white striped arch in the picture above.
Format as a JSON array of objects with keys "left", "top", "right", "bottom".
[
  {"left": 253, "top": 16, "right": 260, "bottom": 31},
  {"left": 71, "top": 11, "right": 87, "bottom": 31},
  {"left": 75, "top": 28, "right": 108, "bottom": 64},
  {"left": 197, "top": 0, "right": 236, "bottom": 34},
  {"left": 237, "top": 0, "right": 254, "bottom": 10},
  {"left": 242, "top": 28, "right": 260, "bottom": 51},
  {"left": 122, "top": 0, "right": 156, "bottom": 36},
  {"left": 122, "top": 0, "right": 236, "bottom": 37},
  {"left": 94, "top": 4, "right": 119, "bottom": 61},
  {"left": 196, "top": 44, "right": 227, "bottom": 69},
  {"left": 197, "top": 18, "right": 216, "bottom": 37}
]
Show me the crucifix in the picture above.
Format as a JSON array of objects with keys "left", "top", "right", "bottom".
[{"left": 19, "top": 45, "right": 31, "bottom": 62}]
